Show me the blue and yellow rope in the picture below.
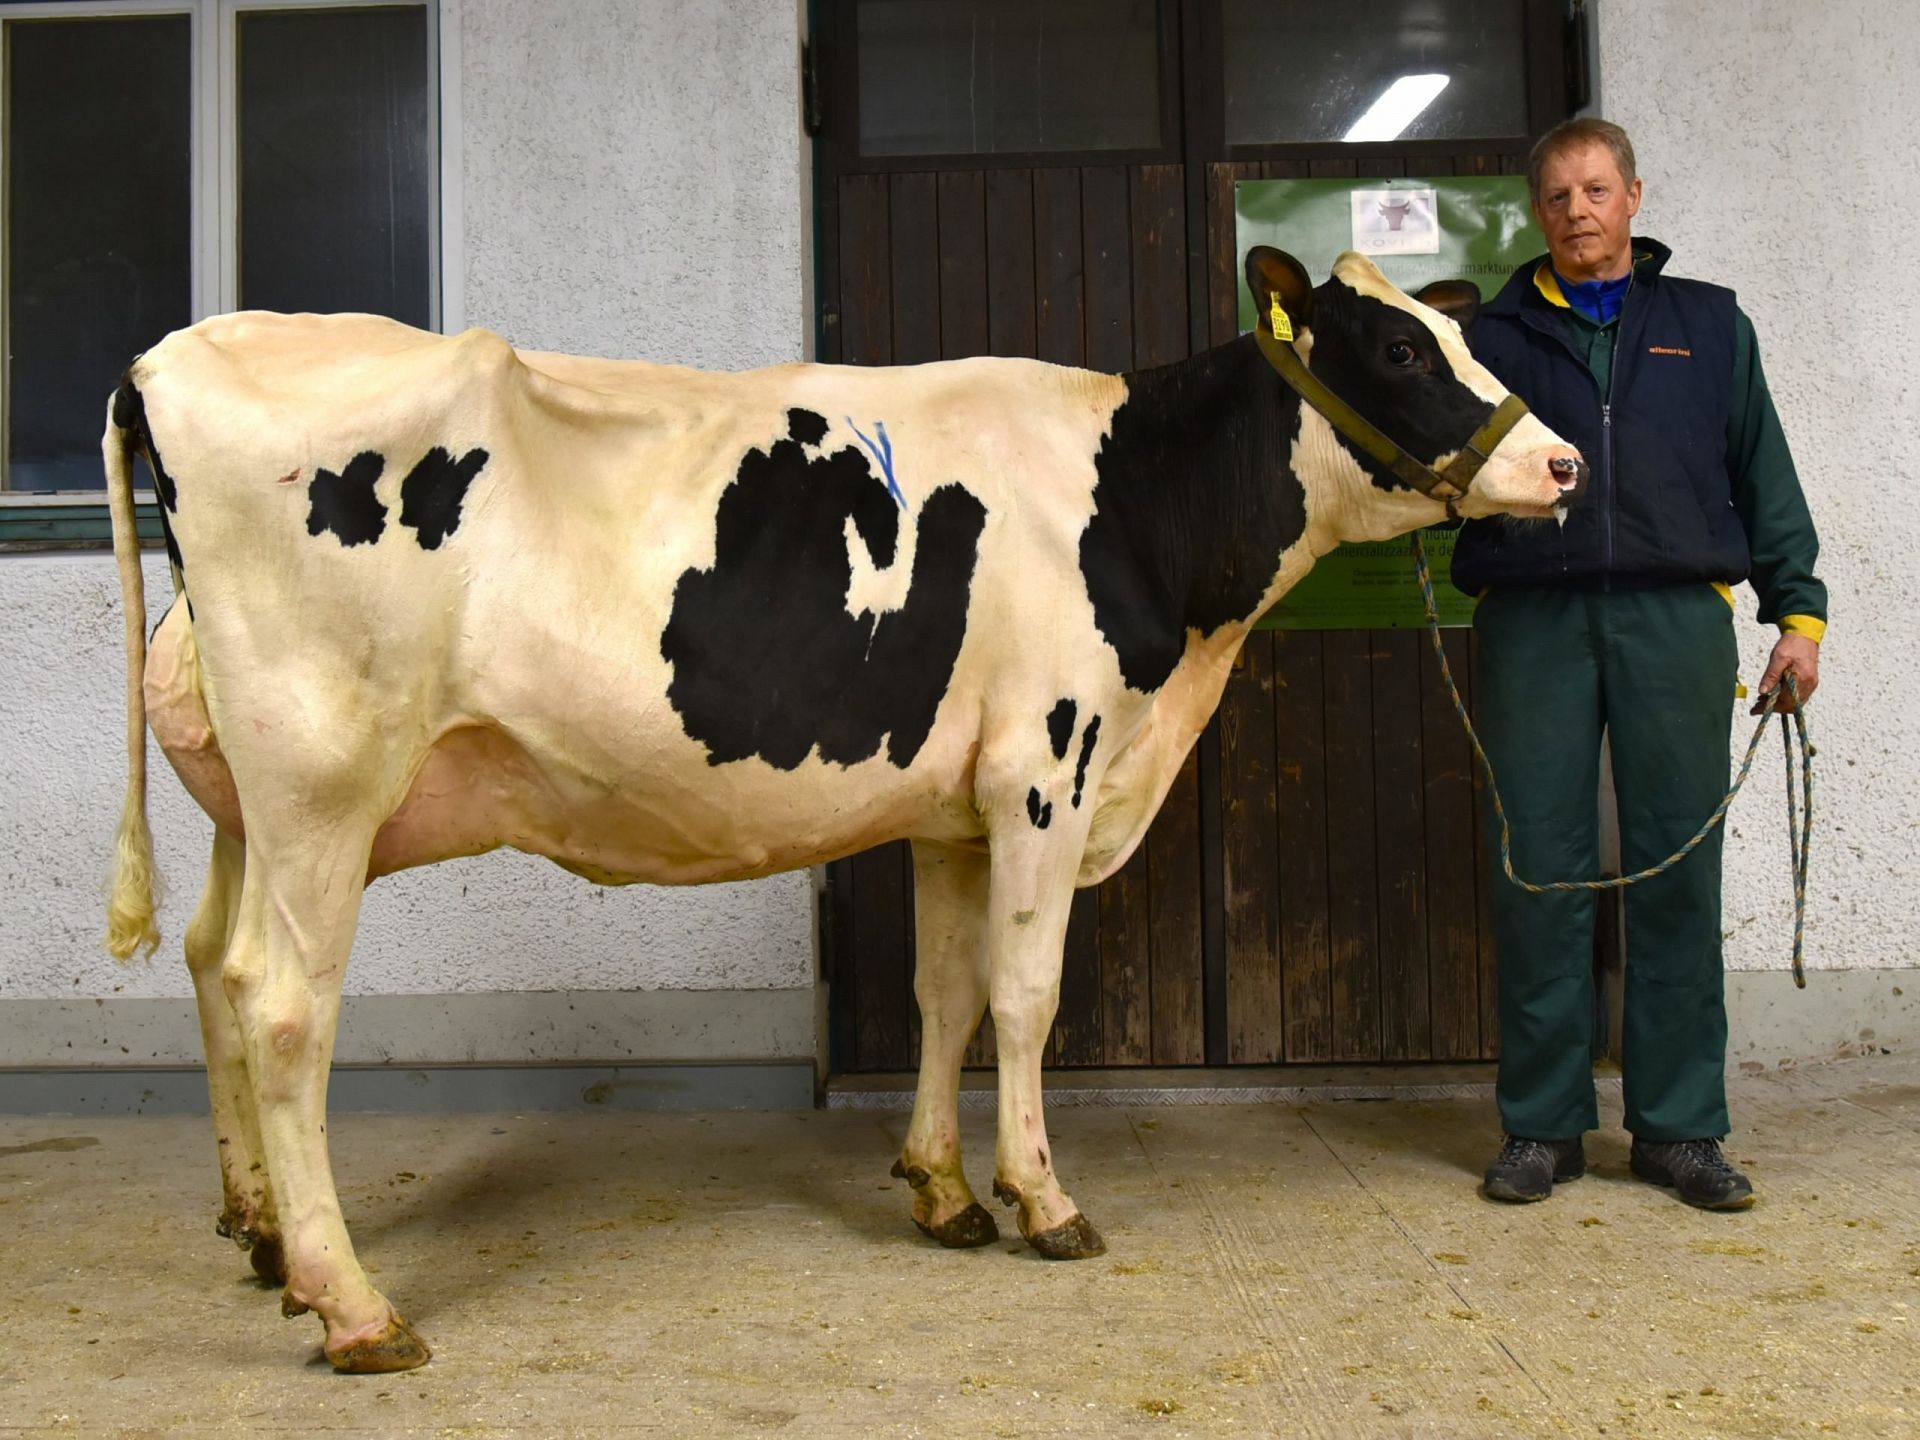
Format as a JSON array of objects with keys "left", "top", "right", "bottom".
[{"left": 1410, "top": 534, "right": 1817, "bottom": 987}]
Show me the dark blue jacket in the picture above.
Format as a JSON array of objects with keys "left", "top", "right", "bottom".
[{"left": 1453, "top": 239, "right": 1753, "bottom": 595}]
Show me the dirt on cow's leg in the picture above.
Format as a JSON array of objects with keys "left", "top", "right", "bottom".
[
  {"left": 992, "top": 1174, "right": 1106, "bottom": 1259},
  {"left": 897, "top": 843, "right": 1000, "bottom": 1248},
  {"left": 223, "top": 808, "right": 429, "bottom": 1373},
  {"left": 893, "top": 1158, "right": 998, "bottom": 1247},
  {"left": 980, "top": 816, "right": 1105, "bottom": 1261},
  {"left": 183, "top": 829, "right": 289, "bottom": 1286}
]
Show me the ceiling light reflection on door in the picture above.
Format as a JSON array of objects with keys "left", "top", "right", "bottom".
[{"left": 1342, "top": 74, "right": 1451, "bottom": 143}]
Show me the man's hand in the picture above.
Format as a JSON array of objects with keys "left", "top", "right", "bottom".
[{"left": 1752, "top": 634, "right": 1820, "bottom": 714}]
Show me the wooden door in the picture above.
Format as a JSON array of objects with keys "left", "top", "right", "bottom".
[
  {"left": 816, "top": 0, "right": 1575, "bottom": 1072},
  {"left": 823, "top": 159, "right": 1206, "bottom": 1073}
]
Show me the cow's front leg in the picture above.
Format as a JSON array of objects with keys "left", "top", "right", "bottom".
[
  {"left": 985, "top": 823, "right": 1106, "bottom": 1260},
  {"left": 182, "top": 829, "right": 287, "bottom": 1285},
  {"left": 223, "top": 817, "right": 428, "bottom": 1373},
  {"left": 897, "top": 841, "right": 997, "bottom": 1247}
]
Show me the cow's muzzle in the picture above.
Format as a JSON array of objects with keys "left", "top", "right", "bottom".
[{"left": 1550, "top": 455, "right": 1589, "bottom": 502}]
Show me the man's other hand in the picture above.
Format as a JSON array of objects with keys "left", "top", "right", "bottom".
[{"left": 1753, "top": 634, "right": 1820, "bottom": 713}]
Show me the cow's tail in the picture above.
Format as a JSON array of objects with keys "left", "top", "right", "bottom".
[{"left": 104, "top": 379, "right": 162, "bottom": 961}]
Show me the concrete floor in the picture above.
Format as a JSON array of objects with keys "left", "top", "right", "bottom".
[{"left": 1, "top": 1055, "right": 1915, "bottom": 1439}]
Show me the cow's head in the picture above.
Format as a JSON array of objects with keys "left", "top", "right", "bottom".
[{"left": 1245, "top": 246, "right": 1586, "bottom": 534}]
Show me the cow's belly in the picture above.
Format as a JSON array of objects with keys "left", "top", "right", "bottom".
[
  {"left": 147, "top": 601, "right": 983, "bottom": 884},
  {"left": 375, "top": 724, "right": 984, "bottom": 884}
]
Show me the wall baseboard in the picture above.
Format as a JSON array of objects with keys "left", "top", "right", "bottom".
[
  {"left": 0, "top": 969, "right": 1903, "bottom": 1117},
  {"left": 0, "top": 988, "right": 819, "bottom": 1068},
  {"left": 0, "top": 1062, "right": 817, "bottom": 1116},
  {"left": 1723, "top": 967, "right": 1911, "bottom": 1071}
]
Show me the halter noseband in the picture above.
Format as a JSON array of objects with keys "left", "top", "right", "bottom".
[{"left": 1254, "top": 295, "right": 1531, "bottom": 521}]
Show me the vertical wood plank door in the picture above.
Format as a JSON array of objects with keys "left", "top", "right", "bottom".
[
  {"left": 824, "top": 161, "right": 1209, "bottom": 1073},
  {"left": 817, "top": 0, "right": 1574, "bottom": 1074},
  {"left": 825, "top": 157, "right": 1518, "bottom": 1073}
]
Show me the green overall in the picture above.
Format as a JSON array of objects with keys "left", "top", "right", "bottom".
[
  {"left": 1474, "top": 278, "right": 1823, "bottom": 1143},
  {"left": 1477, "top": 582, "right": 1736, "bottom": 1141}
]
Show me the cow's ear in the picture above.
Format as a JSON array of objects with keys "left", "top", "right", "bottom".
[
  {"left": 1414, "top": 279, "right": 1483, "bottom": 332},
  {"left": 1245, "top": 246, "right": 1314, "bottom": 337}
]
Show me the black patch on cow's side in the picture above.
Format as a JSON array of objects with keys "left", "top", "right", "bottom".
[
  {"left": 306, "top": 452, "right": 388, "bottom": 547},
  {"left": 1027, "top": 787, "right": 1053, "bottom": 830},
  {"left": 661, "top": 434, "right": 988, "bottom": 771},
  {"left": 398, "top": 445, "right": 490, "bottom": 550},
  {"left": 113, "top": 374, "right": 186, "bottom": 579},
  {"left": 1046, "top": 698, "right": 1077, "bottom": 761},
  {"left": 1079, "top": 279, "right": 1501, "bottom": 694},
  {"left": 1072, "top": 714, "right": 1101, "bottom": 808},
  {"left": 1298, "top": 284, "right": 1495, "bottom": 495},
  {"left": 1079, "top": 335, "right": 1309, "bottom": 693},
  {"left": 787, "top": 407, "right": 829, "bottom": 446}
]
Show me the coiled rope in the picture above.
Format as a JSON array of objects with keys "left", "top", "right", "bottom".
[{"left": 1410, "top": 533, "right": 1817, "bottom": 987}]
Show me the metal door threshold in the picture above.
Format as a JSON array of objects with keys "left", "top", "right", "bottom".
[{"left": 825, "top": 1063, "right": 1626, "bottom": 1110}]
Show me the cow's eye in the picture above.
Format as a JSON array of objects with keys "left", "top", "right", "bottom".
[{"left": 1387, "top": 340, "right": 1419, "bottom": 368}]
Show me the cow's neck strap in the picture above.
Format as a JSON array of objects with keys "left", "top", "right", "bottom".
[{"left": 1254, "top": 307, "right": 1531, "bottom": 520}]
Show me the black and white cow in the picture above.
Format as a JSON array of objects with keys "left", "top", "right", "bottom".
[{"left": 103, "top": 247, "right": 1582, "bottom": 1372}]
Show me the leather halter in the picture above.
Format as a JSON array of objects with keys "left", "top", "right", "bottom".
[{"left": 1254, "top": 296, "right": 1531, "bottom": 521}]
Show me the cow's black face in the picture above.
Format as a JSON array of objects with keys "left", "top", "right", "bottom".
[
  {"left": 1243, "top": 246, "right": 1585, "bottom": 516},
  {"left": 1297, "top": 275, "right": 1496, "bottom": 493}
]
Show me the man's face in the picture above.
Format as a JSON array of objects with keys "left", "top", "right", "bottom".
[{"left": 1533, "top": 141, "right": 1643, "bottom": 282}]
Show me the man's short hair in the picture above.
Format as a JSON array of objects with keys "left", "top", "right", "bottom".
[{"left": 1527, "top": 118, "right": 1637, "bottom": 207}]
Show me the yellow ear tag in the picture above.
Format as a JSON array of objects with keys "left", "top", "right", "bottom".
[{"left": 1269, "top": 296, "right": 1294, "bottom": 342}]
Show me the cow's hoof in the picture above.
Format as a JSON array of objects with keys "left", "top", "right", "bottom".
[
  {"left": 326, "top": 1314, "right": 432, "bottom": 1374},
  {"left": 249, "top": 1234, "right": 289, "bottom": 1286},
  {"left": 914, "top": 1202, "right": 999, "bottom": 1249},
  {"left": 890, "top": 1158, "right": 932, "bottom": 1189},
  {"left": 1026, "top": 1213, "right": 1106, "bottom": 1260}
]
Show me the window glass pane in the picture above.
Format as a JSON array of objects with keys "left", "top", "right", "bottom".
[
  {"left": 238, "top": 5, "right": 430, "bottom": 326},
  {"left": 1223, "top": 0, "right": 1528, "bottom": 145},
  {"left": 6, "top": 16, "right": 191, "bottom": 493},
  {"left": 858, "top": 0, "right": 1161, "bottom": 157}
]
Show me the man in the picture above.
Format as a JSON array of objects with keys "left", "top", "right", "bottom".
[{"left": 1453, "top": 118, "right": 1826, "bottom": 1210}]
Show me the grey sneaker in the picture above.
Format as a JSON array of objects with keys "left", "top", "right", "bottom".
[
  {"left": 1630, "top": 1137, "right": 1755, "bottom": 1210},
  {"left": 1483, "top": 1134, "right": 1586, "bottom": 1203}
]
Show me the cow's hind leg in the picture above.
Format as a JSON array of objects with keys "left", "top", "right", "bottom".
[
  {"left": 896, "top": 841, "right": 997, "bottom": 1248},
  {"left": 183, "top": 829, "right": 287, "bottom": 1284},
  {"left": 984, "top": 822, "right": 1104, "bottom": 1260},
  {"left": 223, "top": 815, "right": 428, "bottom": 1372}
]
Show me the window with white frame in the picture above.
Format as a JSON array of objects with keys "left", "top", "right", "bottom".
[{"left": 1, "top": 0, "right": 438, "bottom": 496}]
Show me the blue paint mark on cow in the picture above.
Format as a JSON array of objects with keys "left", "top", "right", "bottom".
[{"left": 846, "top": 418, "right": 906, "bottom": 509}]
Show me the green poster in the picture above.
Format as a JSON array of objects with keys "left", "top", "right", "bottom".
[{"left": 1234, "top": 176, "right": 1545, "bottom": 629}]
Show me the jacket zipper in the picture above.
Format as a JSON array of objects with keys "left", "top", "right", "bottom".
[
  {"left": 1598, "top": 270, "right": 1632, "bottom": 591},
  {"left": 1599, "top": 395, "right": 1614, "bottom": 588}
]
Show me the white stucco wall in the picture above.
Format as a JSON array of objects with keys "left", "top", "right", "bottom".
[
  {"left": 454, "top": 0, "right": 810, "bottom": 368},
  {"left": 0, "top": 0, "right": 816, "bottom": 1019},
  {"left": 1597, "top": 0, "right": 1911, "bottom": 974}
]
